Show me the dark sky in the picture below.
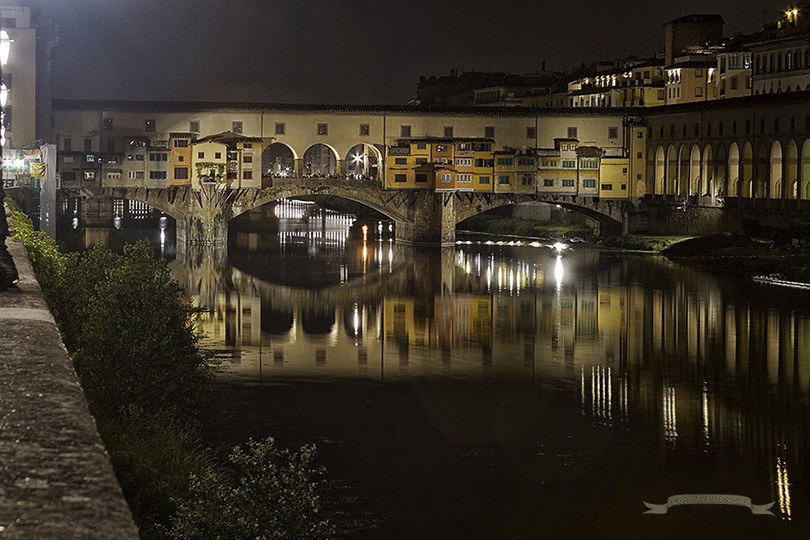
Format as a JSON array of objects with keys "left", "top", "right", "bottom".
[{"left": 44, "top": 0, "right": 790, "bottom": 105}]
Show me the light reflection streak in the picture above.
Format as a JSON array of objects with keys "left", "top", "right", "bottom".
[
  {"left": 776, "top": 454, "right": 792, "bottom": 520},
  {"left": 554, "top": 255, "right": 564, "bottom": 290},
  {"left": 663, "top": 381, "right": 677, "bottom": 445},
  {"left": 702, "top": 380, "right": 710, "bottom": 448}
]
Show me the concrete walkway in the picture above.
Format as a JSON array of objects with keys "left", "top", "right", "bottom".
[{"left": 0, "top": 239, "right": 139, "bottom": 539}]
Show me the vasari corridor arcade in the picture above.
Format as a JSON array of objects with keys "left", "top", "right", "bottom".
[{"left": 51, "top": 91, "right": 810, "bottom": 245}]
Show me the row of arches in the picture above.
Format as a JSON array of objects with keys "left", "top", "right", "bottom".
[
  {"left": 261, "top": 142, "right": 382, "bottom": 179},
  {"left": 652, "top": 138, "right": 810, "bottom": 199}
]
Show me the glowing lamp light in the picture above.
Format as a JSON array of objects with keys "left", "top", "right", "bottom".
[{"left": 0, "top": 84, "right": 6, "bottom": 107}]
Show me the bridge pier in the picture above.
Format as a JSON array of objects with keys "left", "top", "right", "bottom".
[
  {"left": 175, "top": 183, "right": 231, "bottom": 245},
  {"left": 392, "top": 191, "right": 457, "bottom": 246}
]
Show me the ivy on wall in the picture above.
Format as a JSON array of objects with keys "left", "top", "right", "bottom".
[{"left": 195, "top": 162, "right": 226, "bottom": 181}]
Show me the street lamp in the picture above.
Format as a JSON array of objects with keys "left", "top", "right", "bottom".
[{"left": 0, "top": 28, "right": 18, "bottom": 290}]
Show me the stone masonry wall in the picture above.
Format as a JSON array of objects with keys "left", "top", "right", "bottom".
[{"left": 0, "top": 239, "right": 139, "bottom": 539}]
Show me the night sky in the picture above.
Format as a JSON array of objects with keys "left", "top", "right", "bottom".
[{"left": 44, "top": 0, "right": 792, "bottom": 105}]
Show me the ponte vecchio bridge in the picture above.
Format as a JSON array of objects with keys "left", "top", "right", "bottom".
[{"left": 51, "top": 92, "right": 810, "bottom": 244}]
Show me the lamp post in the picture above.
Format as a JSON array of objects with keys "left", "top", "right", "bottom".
[{"left": 0, "top": 28, "right": 18, "bottom": 290}]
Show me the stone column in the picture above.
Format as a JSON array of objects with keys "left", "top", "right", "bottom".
[
  {"left": 336, "top": 159, "right": 345, "bottom": 177},
  {"left": 177, "top": 183, "right": 230, "bottom": 245},
  {"left": 294, "top": 158, "right": 304, "bottom": 179},
  {"left": 394, "top": 191, "right": 456, "bottom": 246}
]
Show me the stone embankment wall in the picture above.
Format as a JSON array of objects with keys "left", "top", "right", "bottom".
[{"left": 0, "top": 239, "right": 139, "bottom": 539}]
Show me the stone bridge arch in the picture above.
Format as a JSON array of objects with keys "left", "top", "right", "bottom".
[{"left": 97, "top": 179, "right": 631, "bottom": 247}]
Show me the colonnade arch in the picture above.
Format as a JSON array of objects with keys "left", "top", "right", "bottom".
[
  {"left": 262, "top": 141, "right": 384, "bottom": 179},
  {"left": 728, "top": 143, "right": 740, "bottom": 197},
  {"left": 651, "top": 137, "right": 810, "bottom": 200},
  {"left": 803, "top": 140, "right": 810, "bottom": 198}
]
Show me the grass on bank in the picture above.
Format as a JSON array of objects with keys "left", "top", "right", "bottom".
[
  {"left": 6, "top": 199, "right": 333, "bottom": 540},
  {"left": 601, "top": 235, "right": 695, "bottom": 253}
]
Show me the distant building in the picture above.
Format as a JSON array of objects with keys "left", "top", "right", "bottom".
[
  {"left": 748, "top": 1, "right": 810, "bottom": 95},
  {"left": 713, "top": 42, "right": 753, "bottom": 99}
]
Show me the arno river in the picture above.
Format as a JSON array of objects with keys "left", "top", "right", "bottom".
[{"left": 110, "top": 199, "right": 809, "bottom": 539}]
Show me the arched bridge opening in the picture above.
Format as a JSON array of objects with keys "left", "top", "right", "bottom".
[{"left": 87, "top": 184, "right": 629, "bottom": 246}]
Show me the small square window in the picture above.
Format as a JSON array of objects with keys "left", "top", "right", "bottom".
[
  {"left": 232, "top": 121, "right": 243, "bottom": 134},
  {"left": 360, "top": 124, "right": 370, "bottom": 136},
  {"left": 401, "top": 125, "right": 411, "bottom": 137},
  {"left": 608, "top": 127, "right": 618, "bottom": 139},
  {"left": 317, "top": 123, "right": 328, "bottom": 136},
  {"left": 145, "top": 119, "right": 156, "bottom": 132},
  {"left": 190, "top": 121, "right": 200, "bottom": 133},
  {"left": 198, "top": 152, "right": 205, "bottom": 159},
  {"left": 484, "top": 126, "right": 495, "bottom": 138},
  {"left": 275, "top": 123, "right": 285, "bottom": 135},
  {"left": 567, "top": 127, "right": 577, "bottom": 139},
  {"left": 526, "top": 127, "right": 536, "bottom": 139},
  {"left": 103, "top": 118, "right": 113, "bottom": 130},
  {"left": 444, "top": 126, "right": 453, "bottom": 138}
]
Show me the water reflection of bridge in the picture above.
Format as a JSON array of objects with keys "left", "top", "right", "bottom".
[{"left": 173, "top": 241, "right": 810, "bottom": 520}]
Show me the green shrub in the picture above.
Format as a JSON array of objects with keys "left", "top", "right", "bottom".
[
  {"left": 63, "top": 242, "right": 210, "bottom": 424},
  {"left": 165, "top": 438, "right": 334, "bottom": 540}
]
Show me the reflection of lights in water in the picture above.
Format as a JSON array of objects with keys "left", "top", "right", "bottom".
[
  {"left": 554, "top": 255, "right": 564, "bottom": 289},
  {"left": 353, "top": 305, "right": 361, "bottom": 337},
  {"left": 589, "top": 365, "right": 612, "bottom": 421},
  {"left": 702, "top": 380, "right": 710, "bottom": 447},
  {"left": 663, "top": 382, "right": 677, "bottom": 444},
  {"left": 776, "top": 455, "right": 792, "bottom": 519},
  {"left": 362, "top": 224, "right": 368, "bottom": 241}
]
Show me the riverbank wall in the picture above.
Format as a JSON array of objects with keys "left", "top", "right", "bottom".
[{"left": 0, "top": 237, "right": 139, "bottom": 539}]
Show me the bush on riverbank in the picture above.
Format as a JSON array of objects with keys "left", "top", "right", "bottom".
[
  {"left": 458, "top": 214, "right": 593, "bottom": 239},
  {"left": 661, "top": 233, "right": 810, "bottom": 281},
  {"left": 601, "top": 235, "right": 693, "bottom": 252},
  {"left": 7, "top": 200, "right": 332, "bottom": 539}
]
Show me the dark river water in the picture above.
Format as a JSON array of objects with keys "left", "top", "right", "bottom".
[{"left": 106, "top": 201, "right": 810, "bottom": 539}]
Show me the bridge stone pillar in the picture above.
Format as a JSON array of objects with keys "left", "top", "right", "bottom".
[
  {"left": 79, "top": 195, "right": 114, "bottom": 227},
  {"left": 295, "top": 158, "right": 304, "bottom": 179},
  {"left": 176, "top": 183, "right": 229, "bottom": 245},
  {"left": 394, "top": 191, "right": 457, "bottom": 246},
  {"left": 337, "top": 159, "right": 345, "bottom": 177}
]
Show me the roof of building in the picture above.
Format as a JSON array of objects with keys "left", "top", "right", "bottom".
[{"left": 665, "top": 14, "right": 725, "bottom": 26}]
